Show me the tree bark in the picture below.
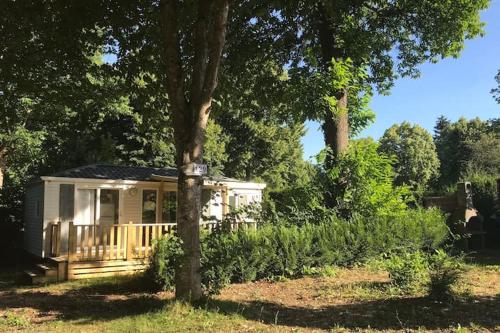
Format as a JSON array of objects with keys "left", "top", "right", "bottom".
[
  {"left": 316, "top": 5, "right": 349, "bottom": 162},
  {"left": 160, "top": 0, "right": 229, "bottom": 302},
  {"left": 322, "top": 91, "right": 348, "bottom": 166},
  {"left": 175, "top": 172, "right": 203, "bottom": 300}
]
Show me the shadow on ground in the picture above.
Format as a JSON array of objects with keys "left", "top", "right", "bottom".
[
  {"left": 1, "top": 278, "right": 499, "bottom": 331},
  {"left": 1, "top": 251, "right": 499, "bottom": 331},
  {"left": 466, "top": 249, "right": 500, "bottom": 266},
  {"left": 208, "top": 294, "right": 500, "bottom": 331}
]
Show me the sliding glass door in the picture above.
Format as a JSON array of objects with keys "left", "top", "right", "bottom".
[
  {"left": 75, "top": 189, "right": 96, "bottom": 225},
  {"left": 75, "top": 188, "right": 120, "bottom": 225}
]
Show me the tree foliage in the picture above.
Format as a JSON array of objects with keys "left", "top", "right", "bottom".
[
  {"left": 317, "top": 138, "right": 412, "bottom": 218},
  {"left": 492, "top": 70, "right": 500, "bottom": 103},
  {"left": 434, "top": 116, "right": 499, "bottom": 187},
  {"left": 256, "top": 0, "right": 489, "bottom": 154},
  {"left": 379, "top": 122, "right": 440, "bottom": 193}
]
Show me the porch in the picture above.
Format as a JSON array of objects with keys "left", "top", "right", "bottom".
[{"left": 43, "top": 220, "right": 256, "bottom": 281}]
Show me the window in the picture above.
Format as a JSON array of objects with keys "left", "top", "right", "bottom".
[
  {"left": 238, "top": 194, "right": 249, "bottom": 206},
  {"left": 142, "top": 190, "right": 157, "bottom": 224},
  {"left": 100, "top": 189, "right": 119, "bottom": 225},
  {"left": 228, "top": 195, "right": 236, "bottom": 212},
  {"left": 162, "top": 191, "right": 177, "bottom": 223}
]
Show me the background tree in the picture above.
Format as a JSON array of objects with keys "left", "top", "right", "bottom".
[
  {"left": 263, "top": 0, "right": 489, "bottom": 160},
  {"left": 433, "top": 116, "right": 499, "bottom": 187},
  {"left": 379, "top": 122, "right": 440, "bottom": 194}
]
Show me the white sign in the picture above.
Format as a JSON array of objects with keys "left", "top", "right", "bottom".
[{"left": 182, "top": 163, "right": 208, "bottom": 176}]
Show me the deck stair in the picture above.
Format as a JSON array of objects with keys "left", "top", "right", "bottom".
[{"left": 24, "top": 261, "right": 59, "bottom": 285}]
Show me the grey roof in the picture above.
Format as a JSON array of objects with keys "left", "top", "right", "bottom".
[{"left": 49, "top": 164, "right": 243, "bottom": 183}]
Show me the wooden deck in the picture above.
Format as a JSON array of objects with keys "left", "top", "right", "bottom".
[{"left": 29, "top": 220, "right": 256, "bottom": 283}]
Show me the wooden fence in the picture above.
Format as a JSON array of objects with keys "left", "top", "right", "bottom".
[{"left": 50, "top": 220, "right": 257, "bottom": 263}]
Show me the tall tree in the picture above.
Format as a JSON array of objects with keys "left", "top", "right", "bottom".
[
  {"left": 159, "top": 0, "right": 230, "bottom": 301},
  {"left": 379, "top": 122, "right": 440, "bottom": 194},
  {"left": 434, "top": 116, "right": 499, "bottom": 186},
  {"left": 262, "top": 0, "right": 489, "bottom": 159}
]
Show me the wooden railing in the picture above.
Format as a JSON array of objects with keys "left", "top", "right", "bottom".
[
  {"left": 63, "top": 220, "right": 257, "bottom": 263},
  {"left": 200, "top": 221, "right": 257, "bottom": 232}
]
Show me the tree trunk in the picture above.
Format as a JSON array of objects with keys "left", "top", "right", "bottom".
[
  {"left": 316, "top": 5, "right": 349, "bottom": 161},
  {"left": 173, "top": 103, "right": 210, "bottom": 303},
  {"left": 160, "top": 0, "right": 229, "bottom": 302},
  {"left": 322, "top": 90, "right": 348, "bottom": 166},
  {"left": 175, "top": 172, "right": 203, "bottom": 301}
]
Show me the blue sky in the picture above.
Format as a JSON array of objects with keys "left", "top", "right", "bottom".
[{"left": 301, "top": 0, "right": 500, "bottom": 161}]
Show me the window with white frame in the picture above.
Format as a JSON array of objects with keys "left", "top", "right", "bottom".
[{"left": 142, "top": 189, "right": 157, "bottom": 224}]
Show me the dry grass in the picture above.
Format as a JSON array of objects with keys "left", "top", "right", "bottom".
[{"left": 0, "top": 254, "right": 499, "bottom": 333}]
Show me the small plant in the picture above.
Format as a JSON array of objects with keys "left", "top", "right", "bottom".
[
  {"left": 427, "top": 250, "right": 465, "bottom": 301},
  {"left": 302, "top": 265, "right": 338, "bottom": 277},
  {"left": 146, "top": 234, "right": 184, "bottom": 291},
  {"left": 1, "top": 311, "right": 31, "bottom": 328},
  {"left": 386, "top": 251, "right": 428, "bottom": 293}
]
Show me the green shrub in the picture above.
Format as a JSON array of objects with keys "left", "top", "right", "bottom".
[
  {"left": 149, "top": 208, "right": 450, "bottom": 295},
  {"left": 200, "top": 227, "right": 237, "bottom": 295},
  {"left": 230, "top": 228, "right": 270, "bottom": 282},
  {"left": 267, "top": 224, "right": 315, "bottom": 277},
  {"left": 386, "top": 251, "right": 428, "bottom": 292},
  {"left": 427, "top": 250, "right": 465, "bottom": 301},
  {"left": 146, "top": 234, "right": 184, "bottom": 291}
]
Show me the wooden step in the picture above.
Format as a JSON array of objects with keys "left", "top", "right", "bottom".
[
  {"left": 23, "top": 270, "right": 55, "bottom": 285},
  {"left": 48, "top": 256, "right": 68, "bottom": 264},
  {"left": 36, "top": 264, "right": 58, "bottom": 278}
]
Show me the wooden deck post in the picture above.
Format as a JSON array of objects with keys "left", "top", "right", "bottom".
[
  {"left": 126, "top": 221, "right": 135, "bottom": 261},
  {"left": 68, "top": 222, "right": 76, "bottom": 263},
  {"left": 157, "top": 181, "right": 164, "bottom": 223},
  {"left": 222, "top": 186, "right": 229, "bottom": 219}
]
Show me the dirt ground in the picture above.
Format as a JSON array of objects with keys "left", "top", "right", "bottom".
[{"left": 0, "top": 254, "right": 499, "bottom": 332}]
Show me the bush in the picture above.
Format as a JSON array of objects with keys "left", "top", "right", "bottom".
[
  {"left": 149, "top": 208, "right": 450, "bottom": 295},
  {"left": 146, "top": 234, "right": 184, "bottom": 291},
  {"left": 200, "top": 226, "right": 237, "bottom": 295},
  {"left": 386, "top": 251, "right": 428, "bottom": 292},
  {"left": 427, "top": 250, "right": 465, "bottom": 301}
]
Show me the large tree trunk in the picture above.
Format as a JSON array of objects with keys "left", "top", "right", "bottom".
[
  {"left": 175, "top": 172, "right": 203, "bottom": 300},
  {"left": 161, "top": 0, "right": 229, "bottom": 302},
  {"left": 322, "top": 90, "right": 348, "bottom": 167},
  {"left": 173, "top": 103, "right": 210, "bottom": 303},
  {"left": 316, "top": 5, "right": 349, "bottom": 162}
]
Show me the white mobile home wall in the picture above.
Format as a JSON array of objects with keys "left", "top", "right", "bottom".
[{"left": 23, "top": 182, "right": 44, "bottom": 257}]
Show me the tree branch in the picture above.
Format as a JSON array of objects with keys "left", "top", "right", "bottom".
[
  {"left": 200, "top": 0, "right": 229, "bottom": 106},
  {"left": 190, "top": 1, "right": 210, "bottom": 101},
  {"left": 160, "top": 0, "right": 187, "bottom": 121}
]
